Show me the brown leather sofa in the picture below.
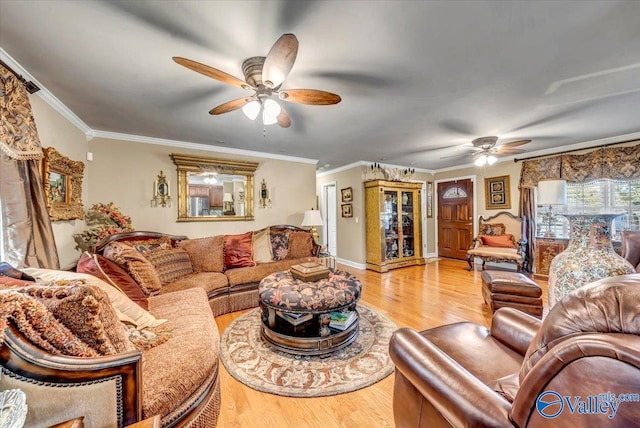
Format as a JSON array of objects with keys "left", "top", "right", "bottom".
[{"left": 389, "top": 274, "right": 640, "bottom": 427}]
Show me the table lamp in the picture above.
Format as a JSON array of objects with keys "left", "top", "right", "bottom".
[
  {"left": 537, "top": 179, "right": 567, "bottom": 237},
  {"left": 301, "top": 209, "right": 324, "bottom": 245}
]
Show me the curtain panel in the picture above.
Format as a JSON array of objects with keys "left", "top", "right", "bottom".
[{"left": 0, "top": 65, "right": 59, "bottom": 269}]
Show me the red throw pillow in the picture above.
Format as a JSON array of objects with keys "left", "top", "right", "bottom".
[
  {"left": 224, "top": 232, "right": 256, "bottom": 269},
  {"left": 77, "top": 252, "right": 149, "bottom": 310},
  {"left": 480, "top": 234, "right": 517, "bottom": 248}
]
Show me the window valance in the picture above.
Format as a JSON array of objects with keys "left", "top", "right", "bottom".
[
  {"left": 519, "top": 142, "right": 640, "bottom": 188},
  {"left": 0, "top": 64, "right": 43, "bottom": 160}
]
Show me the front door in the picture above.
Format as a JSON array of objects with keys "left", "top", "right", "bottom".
[{"left": 437, "top": 179, "right": 474, "bottom": 260}]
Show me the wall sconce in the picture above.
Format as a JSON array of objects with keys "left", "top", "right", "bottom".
[
  {"left": 259, "top": 179, "right": 271, "bottom": 208},
  {"left": 150, "top": 170, "right": 171, "bottom": 208}
]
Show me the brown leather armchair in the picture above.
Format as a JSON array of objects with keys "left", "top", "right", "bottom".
[{"left": 389, "top": 274, "right": 640, "bottom": 427}]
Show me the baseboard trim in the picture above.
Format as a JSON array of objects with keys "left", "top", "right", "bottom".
[{"left": 336, "top": 258, "right": 367, "bottom": 270}]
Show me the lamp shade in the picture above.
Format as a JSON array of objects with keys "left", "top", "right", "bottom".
[
  {"left": 537, "top": 180, "right": 567, "bottom": 205},
  {"left": 223, "top": 193, "right": 233, "bottom": 203},
  {"left": 301, "top": 209, "right": 324, "bottom": 227}
]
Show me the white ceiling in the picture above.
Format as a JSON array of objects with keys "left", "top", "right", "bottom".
[{"left": 1, "top": 0, "right": 639, "bottom": 171}]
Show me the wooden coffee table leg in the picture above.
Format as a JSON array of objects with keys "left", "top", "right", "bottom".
[{"left": 319, "top": 313, "right": 331, "bottom": 336}]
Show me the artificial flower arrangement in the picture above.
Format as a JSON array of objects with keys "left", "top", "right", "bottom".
[{"left": 73, "top": 202, "right": 134, "bottom": 252}]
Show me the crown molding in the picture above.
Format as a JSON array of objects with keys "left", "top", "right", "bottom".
[
  {"left": 0, "top": 48, "right": 93, "bottom": 138},
  {"left": 91, "top": 130, "right": 319, "bottom": 164}
]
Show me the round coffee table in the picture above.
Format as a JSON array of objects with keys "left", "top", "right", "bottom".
[{"left": 258, "top": 269, "right": 362, "bottom": 355}]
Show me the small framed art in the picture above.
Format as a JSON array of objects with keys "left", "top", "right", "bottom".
[
  {"left": 341, "top": 203, "right": 353, "bottom": 217},
  {"left": 484, "top": 175, "right": 511, "bottom": 210},
  {"left": 341, "top": 187, "right": 353, "bottom": 202}
]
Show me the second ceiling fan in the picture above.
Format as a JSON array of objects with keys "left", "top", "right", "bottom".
[
  {"left": 173, "top": 34, "right": 341, "bottom": 128},
  {"left": 442, "top": 136, "right": 531, "bottom": 166}
]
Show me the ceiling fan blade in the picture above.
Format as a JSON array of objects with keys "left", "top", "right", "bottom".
[
  {"left": 279, "top": 89, "right": 341, "bottom": 105},
  {"left": 173, "top": 57, "right": 252, "bottom": 90},
  {"left": 494, "top": 148, "right": 527, "bottom": 155},
  {"left": 209, "top": 97, "right": 255, "bottom": 115},
  {"left": 499, "top": 139, "right": 531, "bottom": 148},
  {"left": 277, "top": 106, "right": 292, "bottom": 128},
  {"left": 262, "top": 34, "right": 299, "bottom": 89}
]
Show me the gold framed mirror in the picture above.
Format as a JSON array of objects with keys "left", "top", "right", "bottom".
[{"left": 170, "top": 153, "right": 258, "bottom": 222}]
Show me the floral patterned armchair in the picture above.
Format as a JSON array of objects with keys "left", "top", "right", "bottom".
[{"left": 466, "top": 211, "right": 527, "bottom": 271}]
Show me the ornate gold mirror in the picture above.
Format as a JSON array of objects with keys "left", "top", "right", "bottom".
[{"left": 170, "top": 153, "right": 258, "bottom": 222}]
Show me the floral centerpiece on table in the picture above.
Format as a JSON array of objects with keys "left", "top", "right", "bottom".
[{"left": 73, "top": 202, "right": 134, "bottom": 252}]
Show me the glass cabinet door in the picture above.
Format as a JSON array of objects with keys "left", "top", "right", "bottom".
[
  {"left": 382, "top": 190, "right": 399, "bottom": 260},
  {"left": 401, "top": 191, "right": 415, "bottom": 257}
]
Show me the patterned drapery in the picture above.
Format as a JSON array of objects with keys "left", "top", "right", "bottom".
[
  {"left": 0, "top": 64, "right": 43, "bottom": 160},
  {"left": 519, "top": 142, "right": 640, "bottom": 188}
]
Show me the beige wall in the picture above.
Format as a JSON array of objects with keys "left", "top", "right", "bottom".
[
  {"left": 30, "top": 96, "right": 89, "bottom": 269},
  {"left": 317, "top": 166, "right": 367, "bottom": 266},
  {"left": 28, "top": 95, "right": 316, "bottom": 267},
  {"left": 87, "top": 138, "right": 317, "bottom": 238}
]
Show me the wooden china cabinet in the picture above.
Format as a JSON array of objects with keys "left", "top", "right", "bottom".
[{"left": 365, "top": 180, "right": 425, "bottom": 272}]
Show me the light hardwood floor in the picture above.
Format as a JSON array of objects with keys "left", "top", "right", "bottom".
[{"left": 214, "top": 258, "right": 548, "bottom": 428}]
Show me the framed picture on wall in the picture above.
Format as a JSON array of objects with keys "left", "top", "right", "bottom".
[
  {"left": 341, "top": 203, "right": 353, "bottom": 217},
  {"left": 42, "top": 147, "right": 85, "bottom": 221},
  {"left": 484, "top": 175, "right": 511, "bottom": 210},
  {"left": 341, "top": 187, "right": 353, "bottom": 202}
]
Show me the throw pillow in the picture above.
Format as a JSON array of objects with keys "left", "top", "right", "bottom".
[
  {"left": 287, "top": 231, "right": 314, "bottom": 259},
  {"left": 177, "top": 235, "right": 225, "bottom": 272},
  {"left": 252, "top": 229, "right": 273, "bottom": 263},
  {"left": 0, "top": 291, "right": 98, "bottom": 357},
  {"left": 77, "top": 252, "right": 149, "bottom": 309},
  {"left": 480, "top": 234, "right": 517, "bottom": 248},
  {"left": 270, "top": 230, "right": 290, "bottom": 261},
  {"left": 17, "top": 282, "right": 134, "bottom": 355},
  {"left": 145, "top": 247, "right": 194, "bottom": 285},
  {"left": 224, "top": 231, "right": 256, "bottom": 269},
  {"left": 123, "top": 236, "right": 173, "bottom": 254},
  {"left": 479, "top": 223, "right": 506, "bottom": 236},
  {"left": 23, "top": 267, "right": 167, "bottom": 330},
  {"left": 103, "top": 241, "right": 163, "bottom": 296}
]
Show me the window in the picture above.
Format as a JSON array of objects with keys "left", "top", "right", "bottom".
[{"left": 536, "top": 179, "right": 640, "bottom": 240}]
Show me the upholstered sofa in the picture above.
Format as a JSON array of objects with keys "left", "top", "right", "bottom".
[
  {"left": 466, "top": 211, "right": 527, "bottom": 272},
  {"left": 0, "top": 225, "right": 319, "bottom": 427},
  {"left": 389, "top": 274, "right": 640, "bottom": 427},
  {"left": 92, "top": 225, "right": 320, "bottom": 317},
  {"left": 0, "top": 270, "right": 220, "bottom": 428}
]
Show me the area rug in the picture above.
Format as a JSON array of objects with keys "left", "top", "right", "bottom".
[{"left": 219, "top": 304, "right": 397, "bottom": 397}]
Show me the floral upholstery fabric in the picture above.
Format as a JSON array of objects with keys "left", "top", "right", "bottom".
[
  {"left": 479, "top": 223, "right": 506, "bottom": 236},
  {"left": 259, "top": 269, "right": 361, "bottom": 313},
  {"left": 270, "top": 231, "right": 290, "bottom": 261}
]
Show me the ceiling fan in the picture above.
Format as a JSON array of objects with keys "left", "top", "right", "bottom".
[
  {"left": 442, "top": 136, "right": 531, "bottom": 166},
  {"left": 173, "top": 34, "right": 341, "bottom": 128}
]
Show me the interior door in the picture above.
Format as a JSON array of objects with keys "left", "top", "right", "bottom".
[
  {"left": 325, "top": 184, "right": 338, "bottom": 256},
  {"left": 437, "top": 179, "right": 474, "bottom": 260}
]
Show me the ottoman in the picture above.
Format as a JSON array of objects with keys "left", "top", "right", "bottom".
[{"left": 481, "top": 271, "right": 543, "bottom": 318}]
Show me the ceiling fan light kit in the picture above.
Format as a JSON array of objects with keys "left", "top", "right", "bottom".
[{"left": 173, "top": 33, "right": 341, "bottom": 128}]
